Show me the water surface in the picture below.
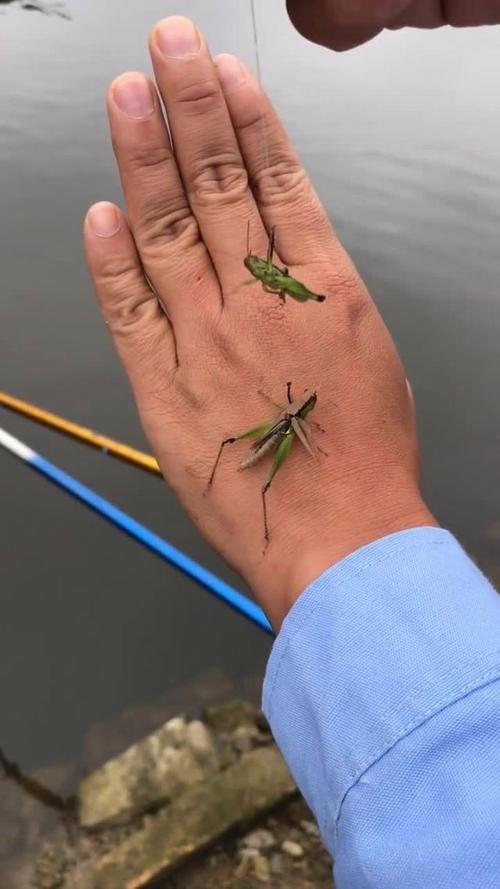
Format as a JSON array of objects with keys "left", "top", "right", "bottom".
[{"left": 1, "top": 1, "right": 500, "bottom": 881}]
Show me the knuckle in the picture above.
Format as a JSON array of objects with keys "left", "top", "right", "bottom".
[
  {"left": 334, "top": 271, "right": 372, "bottom": 335},
  {"left": 234, "top": 105, "right": 267, "bottom": 137},
  {"left": 189, "top": 151, "right": 248, "bottom": 205},
  {"left": 124, "top": 142, "right": 173, "bottom": 174},
  {"left": 96, "top": 254, "right": 141, "bottom": 289},
  {"left": 305, "top": 255, "right": 372, "bottom": 336},
  {"left": 173, "top": 78, "right": 221, "bottom": 115},
  {"left": 173, "top": 374, "right": 208, "bottom": 414},
  {"left": 255, "top": 158, "right": 309, "bottom": 207},
  {"left": 96, "top": 261, "right": 157, "bottom": 333},
  {"left": 104, "top": 289, "right": 157, "bottom": 336},
  {"left": 139, "top": 201, "right": 200, "bottom": 250}
]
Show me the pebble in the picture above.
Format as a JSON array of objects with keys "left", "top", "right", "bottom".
[
  {"left": 270, "top": 853, "right": 284, "bottom": 875},
  {"left": 242, "top": 828, "right": 276, "bottom": 850},
  {"left": 235, "top": 848, "right": 259, "bottom": 879},
  {"left": 300, "top": 819, "right": 320, "bottom": 837},
  {"left": 282, "top": 840, "right": 304, "bottom": 859},
  {"left": 253, "top": 854, "right": 271, "bottom": 883}
]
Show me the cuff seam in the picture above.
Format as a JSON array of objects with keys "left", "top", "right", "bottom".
[
  {"left": 334, "top": 663, "right": 500, "bottom": 834},
  {"left": 266, "top": 536, "right": 453, "bottom": 722},
  {"left": 378, "top": 644, "right": 500, "bottom": 730}
]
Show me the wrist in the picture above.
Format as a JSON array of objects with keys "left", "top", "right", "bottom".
[{"left": 252, "top": 468, "right": 437, "bottom": 631}]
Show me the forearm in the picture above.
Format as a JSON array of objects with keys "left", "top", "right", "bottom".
[{"left": 263, "top": 527, "right": 500, "bottom": 887}]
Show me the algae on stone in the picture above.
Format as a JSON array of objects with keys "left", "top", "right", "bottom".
[{"left": 78, "top": 717, "right": 218, "bottom": 830}]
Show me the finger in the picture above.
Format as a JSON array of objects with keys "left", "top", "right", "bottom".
[
  {"left": 149, "top": 17, "right": 266, "bottom": 295},
  {"left": 446, "top": 0, "right": 500, "bottom": 26},
  {"left": 286, "top": 0, "right": 387, "bottom": 51},
  {"left": 214, "top": 56, "right": 344, "bottom": 267},
  {"left": 107, "top": 72, "right": 219, "bottom": 325},
  {"left": 84, "top": 202, "right": 178, "bottom": 407},
  {"left": 389, "top": 0, "right": 444, "bottom": 27},
  {"left": 215, "top": 55, "right": 375, "bottom": 327}
]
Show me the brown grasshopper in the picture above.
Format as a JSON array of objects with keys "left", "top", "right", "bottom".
[{"left": 205, "top": 383, "right": 326, "bottom": 545}]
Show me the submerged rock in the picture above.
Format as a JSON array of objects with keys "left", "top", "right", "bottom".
[
  {"left": 32, "top": 701, "right": 299, "bottom": 888},
  {"left": 72, "top": 747, "right": 294, "bottom": 887},
  {"left": 78, "top": 717, "right": 218, "bottom": 829}
]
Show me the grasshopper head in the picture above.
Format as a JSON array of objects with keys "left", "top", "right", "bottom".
[
  {"left": 289, "top": 390, "right": 317, "bottom": 419},
  {"left": 244, "top": 255, "right": 268, "bottom": 277},
  {"left": 301, "top": 391, "right": 318, "bottom": 417}
]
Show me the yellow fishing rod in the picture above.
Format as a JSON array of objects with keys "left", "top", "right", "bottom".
[{"left": 0, "top": 391, "right": 161, "bottom": 477}]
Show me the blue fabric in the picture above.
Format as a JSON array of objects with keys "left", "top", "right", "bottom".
[{"left": 263, "top": 527, "right": 500, "bottom": 887}]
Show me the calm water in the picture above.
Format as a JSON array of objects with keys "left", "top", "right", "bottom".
[{"left": 1, "top": 0, "right": 500, "bottom": 879}]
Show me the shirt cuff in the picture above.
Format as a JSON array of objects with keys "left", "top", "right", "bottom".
[{"left": 262, "top": 527, "right": 500, "bottom": 846}]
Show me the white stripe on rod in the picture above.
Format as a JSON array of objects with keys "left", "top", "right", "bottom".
[{"left": 0, "top": 427, "right": 36, "bottom": 462}]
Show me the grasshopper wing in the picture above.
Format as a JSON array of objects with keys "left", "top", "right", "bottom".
[{"left": 292, "top": 416, "right": 317, "bottom": 458}]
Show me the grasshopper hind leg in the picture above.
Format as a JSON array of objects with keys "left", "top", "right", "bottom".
[
  {"left": 260, "top": 432, "right": 295, "bottom": 550},
  {"left": 261, "top": 482, "right": 271, "bottom": 547}
]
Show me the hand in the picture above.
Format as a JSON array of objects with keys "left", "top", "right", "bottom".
[
  {"left": 84, "top": 16, "right": 435, "bottom": 630},
  {"left": 286, "top": 1, "right": 500, "bottom": 51}
]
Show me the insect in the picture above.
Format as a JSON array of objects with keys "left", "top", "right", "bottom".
[
  {"left": 205, "top": 383, "right": 326, "bottom": 547},
  {"left": 243, "top": 226, "right": 326, "bottom": 304}
]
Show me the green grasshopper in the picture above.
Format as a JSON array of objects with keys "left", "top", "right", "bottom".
[
  {"left": 205, "top": 383, "right": 325, "bottom": 546},
  {"left": 243, "top": 226, "right": 326, "bottom": 304}
]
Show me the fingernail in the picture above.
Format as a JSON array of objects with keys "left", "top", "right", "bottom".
[
  {"left": 87, "top": 203, "right": 121, "bottom": 238},
  {"left": 154, "top": 16, "right": 200, "bottom": 58},
  {"left": 113, "top": 74, "right": 155, "bottom": 119},
  {"left": 215, "top": 54, "right": 246, "bottom": 93}
]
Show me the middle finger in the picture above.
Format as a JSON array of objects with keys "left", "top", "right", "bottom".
[{"left": 149, "top": 16, "right": 266, "bottom": 295}]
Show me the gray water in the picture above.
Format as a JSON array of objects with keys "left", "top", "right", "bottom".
[{"left": 1, "top": 0, "right": 500, "bottom": 878}]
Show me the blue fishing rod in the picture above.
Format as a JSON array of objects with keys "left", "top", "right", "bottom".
[{"left": 0, "top": 426, "right": 273, "bottom": 636}]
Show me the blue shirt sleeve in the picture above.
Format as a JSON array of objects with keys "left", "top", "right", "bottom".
[{"left": 263, "top": 527, "right": 500, "bottom": 888}]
